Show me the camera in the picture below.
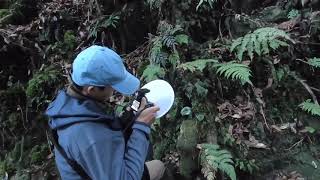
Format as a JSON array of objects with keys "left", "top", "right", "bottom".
[
  {"left": 119, "top": 88, "right": 154, "bottom": 139},
  {"left": 130, "top": 88, "right": 154, "bottom": 112}
]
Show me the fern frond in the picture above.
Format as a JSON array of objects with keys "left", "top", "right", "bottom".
[
  {"left": 175, "top": 34, "right": 189, "bottom": 45},
  {"left": 299, "top": 99, "right": 320, "bottom": 116},
  {"left": 198, "top": 144, "right": 236, "bottom": 180},
  {"left": 178, "top": 59, "right": 218, "bottom": 72},
  {"left": 308, "top": 58, "right": 320, "bottom": 68},
  {"left": 196, "top": 0, "right": 217, "bottom": 11},
  {"left": 215, "top": 62, "right": 252, "bottom": 85},
  {"left": 231, "top": 27, "right": 294, "bottom": 61},
  {"left": 147, "top": 0, "right": 163, "bottom": 9},
  {"left": 148, "top": 21, "right": 186, "bottom": 66},
  {"left": 142, "top": 64, "right": 165, "bottom": 82}
]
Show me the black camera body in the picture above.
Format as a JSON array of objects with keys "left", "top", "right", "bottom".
[{"left": 119, "top": 88, "right": 154, "bottom": 138}]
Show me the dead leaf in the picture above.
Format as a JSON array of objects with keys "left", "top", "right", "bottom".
[{"left": 271, "top": 125, "right": 282, "bottom": 132}]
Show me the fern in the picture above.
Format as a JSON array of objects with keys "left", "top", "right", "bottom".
[
  {"left": 147, "top": 0, "right": 163, "bottom": 9},
  {"left": 142, "top": 64, "right": 165, "bottom": 82},
  {"left": 149, "top": 21, "right": 187, "bottom": 66},
  {"left": 230, "top": 27, "right": 294, "bottom": 61},
  {"left": 214, "top": 62, "right": 252, "bottom": 85},
  {"left": 198, "top": 144, "right": 236, "bottom": 180},
  {"left": 308, "top": 58, "right": 320, "bottom": 68},
  {"left": 299, "top": 99, "right": 320, "bottom": 116},
  {"left": 88, "top": 14, "right": 119, "bottom": 40},
  {"left": 287, "top": 9, "right": 300, "bottom": 19},
  {"left": 178, "top": 59, "right": 218, "bottom": 72},
  {"left": 196, "top": 0, "right": 217, "bottom": 11}
]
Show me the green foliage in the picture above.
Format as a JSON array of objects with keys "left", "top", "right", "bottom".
[
  {"left": 177, "top": 120, "right": 198, "bottom": 152},
  {"left": 0, "top": 9, "right": 10, "bottom": 18},
  {"left": 198, "top": 144, "right": 236, "bottom": 180},
  {"left": 178, "top": 59, "right": 218, "bottom": 72},
  {"left": 308, "top": 58, "right": 320, "bottom": 68},
  {"left": 235, "top": 159, "right": 259, "bottom": 174},
  {"left": 141, "top": 64, "right": 165, "bottom": 82},
  {"left": 299, "top": 99, "right": 320, "bottom": 116},
  {"left": 175, "top": 34, "right": 189, "bottom": 45},
  {"left": 287, "top": 9, "right": 299, "bottom": 19},
  {"left": 305, "top": 126, "right": 316, "bottom": 133},
  {"left": 30, "top": 144, "right": 49, "bottom": 165},
  {"left": 147, "top": 0, "right": 163, "bottom": 9},
  {"left": 62, "top": 30, "right": 77, "bottom": 51},
  {"left": 214, "top": 62, "right": 252, "bottom": 85},
  {"left": 0, "top": 138, "right": 27, "bottom": 176},
  {"left": 230, "top": 27, "right": 293, "bottom": 61},
  {"left": 196, "top": 0, "right": 217, "bottom": 11},
  {"left": 149, "top": 21, "right": 187, "bottom": 66},
  {"left": 88, "top": 13, "right": 120, "bottom": 40},
  {"left": 26, "top": 66, "right": 63, "bottom": 109},
  {"left": 181, "top": 106, "right": 192, "bottom": 116}
]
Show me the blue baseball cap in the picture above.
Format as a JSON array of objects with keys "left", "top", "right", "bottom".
[{"left": 71, "top": 45, "right": 140, "bottom": 95}]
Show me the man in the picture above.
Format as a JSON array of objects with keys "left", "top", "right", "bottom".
[{"left": 45, "top": 45, "right": 166, "bottom": 180}]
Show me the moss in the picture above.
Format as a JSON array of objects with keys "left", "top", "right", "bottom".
[
  {"left": 63, "top": 30, "right": 77, "bottom": 51},
  {"left": 176, "top": 120, "right": 198, "bottom": 152},
  {"left": 179, "top": 152, "right": 197, "bottom": 179},
  {"left": 176, "top": 120, "right": 198, "bottom": 179}
]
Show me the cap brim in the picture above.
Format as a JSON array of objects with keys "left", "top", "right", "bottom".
[{"left": 111, "top": 71, "right": 140, "bottom": 95}]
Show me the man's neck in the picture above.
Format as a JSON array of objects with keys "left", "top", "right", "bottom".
[{"left": 66, "top": 85, "right": 106, "bottom": 108}]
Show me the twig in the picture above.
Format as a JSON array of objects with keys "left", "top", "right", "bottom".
[
  {"left": 310, "top": 87, "right": 320, "bottom": 93},
  {"left": 17, "top": 105, "right": 27, "bottom": 130},
  {"left": 218, "top": 18, "right": 223, "bottom": 40},
  {"left": 290, "top": 73, "right": 319, "bottom": 105},
  {"left": 285, "top": 138, "right": 304, "bottom": 151},
  {"left": 259, "top": 106, "right": 270, "bottom": 131}
]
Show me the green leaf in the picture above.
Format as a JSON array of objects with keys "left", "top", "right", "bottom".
[
  {"left": 178, "top": 59, "right": 218, "bottom": 72},
  {"left": 142, "top": 64, "right": 165, "bottom": 82},
  {"left": 199, "top": 143, "right": 236, "bottom": 180},
  {"left": 305, "top": 126, "right": 316, "bottom": 133},
  {"left": 196, "top": 113, "right": 205, "bottom": 121},
  {"left": 181, "top": 106, "right": 192, "bottom": 116},
  {"left": 231, "top": 27, "right": 292, "bottom": 61},
  {"left": 299, "top": 99, "right": 320, "bottom": 116},
  {"left": 308, "top": 57, "right": 320, "bottom": 68},
  {"left": 215, "top": 62, "right": 252, "bottom": 85},
  {"left": 169, "top": 52, "right": 180, "bottom": 67},
  {"left": 175, "top": 34, "right": 189, "bottom": 45},
  {"left": 288, "top": 9, "right": 300, "bottom": 19},
  {"left": 194, "top": 81, "right": 208, "bottom": 96}
]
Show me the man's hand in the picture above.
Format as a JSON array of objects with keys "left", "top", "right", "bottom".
[{"left": 136, "top": 97, "right": 160, "bottom": 125}]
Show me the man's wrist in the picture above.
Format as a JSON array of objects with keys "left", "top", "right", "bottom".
[{"left": 132, "top": 122, "right": 151, "bottom": 135}]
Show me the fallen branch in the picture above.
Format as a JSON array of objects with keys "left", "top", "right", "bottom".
[{"left": 290, "top": 73, "right": 319, "bottom": 105}]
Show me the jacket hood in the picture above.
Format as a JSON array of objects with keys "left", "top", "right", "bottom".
[{"left": 45, "top": 90, "right": 114, "bottom": 130}]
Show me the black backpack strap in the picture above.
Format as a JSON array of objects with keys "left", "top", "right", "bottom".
[{"left": 47, "top": 128, "right": 91, "bottom": 180}]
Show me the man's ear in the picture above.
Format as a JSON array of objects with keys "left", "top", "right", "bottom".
[
  {"left": 87, "top": 86, "right": 95, "bottom": 94},
  {"left": 82, "top": 86, "right": 94, "bottom": 95}
]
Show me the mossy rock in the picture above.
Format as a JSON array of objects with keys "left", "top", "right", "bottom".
[
  {"left": 179, "top": 152, "right": 197, "bottom": 180},
  {"left": 176, "top": 120, "right": 198, "bottom": 152}
]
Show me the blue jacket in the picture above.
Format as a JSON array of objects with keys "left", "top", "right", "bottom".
[{"left": 45, "top": 90, "right": 151, "bottom": 180}]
